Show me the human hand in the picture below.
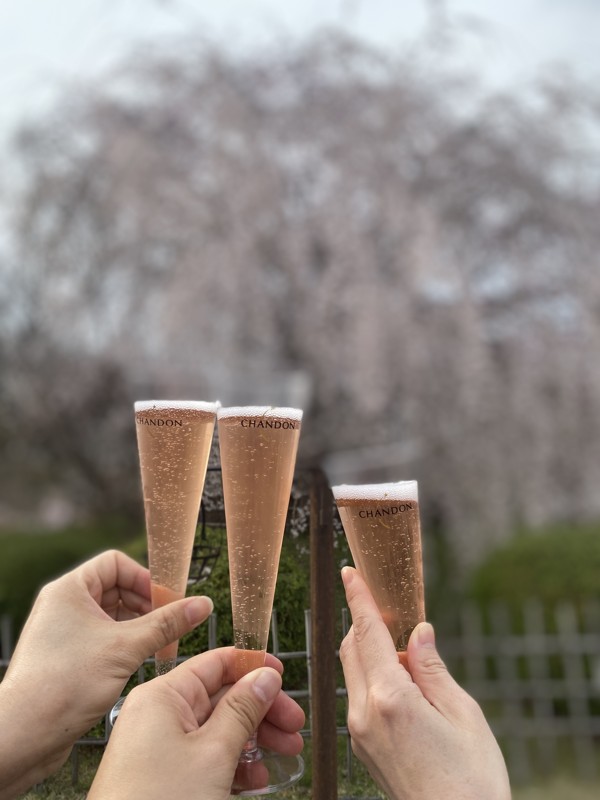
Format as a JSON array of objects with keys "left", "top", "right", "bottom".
[
  {"left": 340, "top": 567, "right": 511, "bottom": 800},
  {"left": 88, "top": 647, "right": 305, "bottom": 800},
  {"left": 0, "top": 550, "right": 212, "bottom": 798}
]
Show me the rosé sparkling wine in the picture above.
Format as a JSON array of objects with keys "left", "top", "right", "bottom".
[
  {"left": 333, "top": 481, "right": 425, "bottom": 651},
  {"left": 218, "top": 406, "right": 304, "bottom": 795},
  {"left": 135, "top": 400, "right": 218, "bottom": 673},
  {"left": 218, "top": 406, "right": 302, "bottom": 681}
]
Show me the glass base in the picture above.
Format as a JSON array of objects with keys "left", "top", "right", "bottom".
[
  {"left": 231, "top": 750, "right": 304, "bottom": 796},
  {"left": 108, "top": 696, "right": 125, "bottom": 729}
]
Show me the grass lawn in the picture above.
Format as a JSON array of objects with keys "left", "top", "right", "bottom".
[
  {"left": 512, "top": 778, "right": 600, "bottom": 800},
  {"left": 19, "top": 745, "right": 600, "bottom": 799}
]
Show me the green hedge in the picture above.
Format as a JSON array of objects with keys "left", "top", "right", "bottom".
[
  {"left": 0, "top": 519, "right": 140, "bottom": 632},
  {"left": 469, "top": 522, "right": 600, "bottom": 607}
]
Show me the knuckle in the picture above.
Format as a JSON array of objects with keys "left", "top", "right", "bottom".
[
  {"left": 351, "top": 611, "right": 379, "bottom": 645},
  {"left": 420, "top": 653, "right": 449, "bottom": 676},
  {"left": 350, "top": 736, "right": 367, "bottom": 761},
  {"left": 339, "top": 634, "right": 353, "bottom": 665},
  {"left": 35, "top": 583, "right": 54, "bottom": 604},
  {"left": 32, "top": 579, "right": 63, "bottom": 613},
  {"left": 223, "top": 691, "right": 259, "bottom": 736},
  {"left": 151, "top": 610, "right": 181, "bottom": 645},
  {"left": 123, "top": 682, "right": 146, "bottom": 707},
  {"left": 368, "top": 685, "right": 398, "bottom": 720},
  {"left": 118, "top": 682, "right": 152, "bottom": 719},
  {"left": 347, "top": 708, "right": 369, "bottom": 741},
  {"left": 461, "top": 690, "right": 486, "bottom": 720}
]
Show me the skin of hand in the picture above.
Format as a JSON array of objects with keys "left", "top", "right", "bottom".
[
  {"left": 88, "top": 647, "right": 305, "bottom": 800},
  {"left": 340, "top": 567, "right": 512, "bottom": 800},
  {"left": 0, "top": 549, "right": 213, "bottom": 799}
]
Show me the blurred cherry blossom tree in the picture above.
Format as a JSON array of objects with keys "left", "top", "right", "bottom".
[{"left": 2, "top": 30, "right": 600, "bottom": 565}]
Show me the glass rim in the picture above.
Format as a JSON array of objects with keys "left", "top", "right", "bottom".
[
  {"left": 332, "top": 480, "right": 418, "bottom": 502},
  {"left": 217, "top": 405, "right": 303, "bottom": 421},
  {"left": 134, "top": 400, "right": 220, "bottom": 413}
]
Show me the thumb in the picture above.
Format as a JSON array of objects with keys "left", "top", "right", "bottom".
[
  {"left": 407, "top": 622, "right": 466, "bottom": 714},
  {"left": 123, "top": 596, "right": 213, "bottom": 662},
  {"left": 208, "top": 667, "right": 282, "bottom": 757}
]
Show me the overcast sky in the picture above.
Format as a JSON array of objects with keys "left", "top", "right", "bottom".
[{"left": 0, "top": 0, "right": 598, "bottom": 149}]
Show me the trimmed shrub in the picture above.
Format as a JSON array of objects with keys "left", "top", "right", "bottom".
[
  {"left": 0, "top": 519, "right": 139, "bottom": 632},
  {"left": 469, "top": 522, "right": 600, "bottom": 608}
]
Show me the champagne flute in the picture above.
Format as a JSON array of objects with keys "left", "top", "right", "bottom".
[
  {"left": 332, "top": 481, "right": 425, "bottom": 651},
  {"left": 217, "top": 405, "right": 304, "bottom": 796},
  {"left": 109, "top": 399, "right": 218, "bottom": 725}
]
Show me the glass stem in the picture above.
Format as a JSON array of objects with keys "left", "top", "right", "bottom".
[
  {"left": 156, "top": 657, "right": 177, "bottom": 676},
  {"left": 240, "top": 730, "right": 261, "bottom": 762}
]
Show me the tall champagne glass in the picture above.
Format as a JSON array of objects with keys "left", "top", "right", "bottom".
[
  {"left": 109, "top": 399, "right": 218, "bottom": 725},
  {"left": 218, "top": 406, "right": 304, "bottom": 796},
  {"left": 333, "top": 481, "right": 425, "bottom": 651}
]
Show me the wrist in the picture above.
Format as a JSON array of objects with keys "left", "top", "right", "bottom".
[{"left": 0, "top": 679, "right": 72, "bottom": 797}]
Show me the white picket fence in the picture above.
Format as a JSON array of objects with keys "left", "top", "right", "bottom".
[{"left": 438, "top": 600, "right": 600, "bottom": 782}]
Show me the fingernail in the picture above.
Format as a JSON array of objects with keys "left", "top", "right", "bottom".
[
  {"left": 252, "top": 669, "right": 281, "bottom": 703},
  {"left": 416, "top": 622, "right": 435, "bottom": 649},
  {"left": 341, "top": 566, "right": 354, "bottom": 586},
  {"left": 185, "top": 596, "right": 213, "bottom": 625}
]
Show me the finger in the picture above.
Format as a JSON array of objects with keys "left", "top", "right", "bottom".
[
  {"left": 181, "top": 649, "right": 284, "bottom": 684},
  {"left": 262, "top": 688, "right": 305, "bottom": 733},
  {"left": 263, "top": 653, "right": 285, "bottom": 676},
  {"left": 158, "top": 649, "right": 283, "bottom": 723},
  {"left": 100, "top": 586, "right": 153, "bottom": 619},
  {"left": 122, "top": 596, "right": 213, "bottom": 662},
  {"left": 209, "top": 681, "right": 304, "bottom": 731},
  {"left": 256, "top": 690, "right": 305, "bottom": 755},
  {"left": 78, "top": 550, "right": 152, "bottom": 604},
  {"left": 204, "top": 687, "right": 304, "bottom": 755},
  {"left": 341, "top": 567, "right": 408, "bottom": 687},
  {"left": 204, "top": 668, "right": 282, "bottom": 757},
  {"left": 184, "top": 651, "right": 286, "bottom": 724},
  {"left": 406, "top": 622, "right": 472, "bottom": 718},
  {"left": 257, "top": 721, "right": 304, "bottom": 756},
  {"left": 339, "top": 626, "right": 368, "bottom": 709}
]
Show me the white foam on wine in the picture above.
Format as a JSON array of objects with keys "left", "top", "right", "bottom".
[
  {"left": 217, "top": 405, "right": 303, "bottom": 421},
  {"left": 134, "top": 400, "right": 220, "bottom": 413},
  {"left": 332, "top": 480, "right": 419, "bottom": 502}
]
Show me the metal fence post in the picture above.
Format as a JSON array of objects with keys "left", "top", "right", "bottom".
[{"left": 309, "top": 467, "right": 337, "bottom": 799}]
